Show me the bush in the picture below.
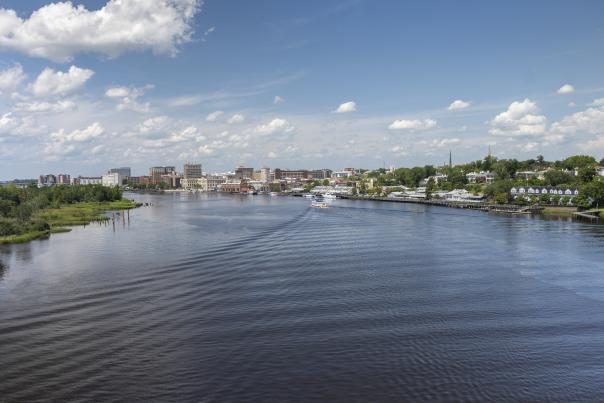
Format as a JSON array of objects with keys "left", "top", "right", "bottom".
[{"left": 0, "top": 218, "right": 19, "bottom": 236}]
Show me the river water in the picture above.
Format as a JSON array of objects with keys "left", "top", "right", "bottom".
[{"left": 1, "top": 193, "right": 604, "bottom": 402}]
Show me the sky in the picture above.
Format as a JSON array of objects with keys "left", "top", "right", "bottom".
[{"left": 1, "top": 0, "right": 604, "bottom": 179}]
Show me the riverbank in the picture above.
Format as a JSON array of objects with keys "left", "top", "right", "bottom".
[{"left": 0, "top": 199, "right": 141, "bottom": 245}]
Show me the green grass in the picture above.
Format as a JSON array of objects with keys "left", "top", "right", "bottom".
[
  {"left": 541, "top": 206, "right": 577, "bottom": 216},
  {"left": 1, "top": 199, "right": 140, "bottom": 245},
  {"left": 38, "top": 200, "right": 141, "bottom": 227},
  {"left": 0, "top": 231, "right": 50, "bottom": 244}
]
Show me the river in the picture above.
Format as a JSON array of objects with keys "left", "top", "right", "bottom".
[{"left": 1, "top": 192, "right": 604, "bottom": 401}]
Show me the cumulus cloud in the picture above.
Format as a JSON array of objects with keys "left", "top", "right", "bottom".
[
  {"left": 105, "top": 84, "right": 153, "bottom": 112},
  {"left": 557, "top": 84, "right": 575, "bottom": 94},
  {"left": 419, "top": 138, "right": 461, "bottom": 148},
  {"left": 0, "top": 0, "right": 200, "bottom": 63},
  {"left": 390, "top": 145, "right": 407, "bottom": 156},
  {"left": 334, "top": 101, "right": 357, "bottom": 113},
  {"left": 388, "top": 118, "right": 437, "bottom": 131},
  {"left": 29, "top": 65, "right": 94, "bottom": 97},
  {"left": 447, "top": 99, "right": 471, "bottom": 110},
  {"left": 549, "top": 99, "right": 604, "bottom": 140},
  {"left": 579, "top": 135, "right": 604, "bottom": 152},
  {"left": 206, "top": 110, "right": 223, "bottom": 122},
  {"left": 0, "top": 112, "right": 44, "bottom": 138},
  {"left": 227, "top": 113, "right": 245, "bottom": 124},
  {"left": 138, "top": 116, "right": 171, "bottom": 135},
  {"left": 253, "top": 118, "right": 295, "bottom": 136},
  {"left": 274, "top": 95, "right": 285, "bottom": 104},
  {"left": 0, "top": 63, "right": 26, "bottom": 93},
  {"left": 489, "top": 98, "right": 546, "bottom": 136},
  {"left": 50, "top": 122, "right": 105, "bottom": 142},
  {"left": 13, "top": 100, "right": 76, "bottom": 113}
]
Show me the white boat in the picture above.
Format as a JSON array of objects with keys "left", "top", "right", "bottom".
[
  {"left": 311, "top": 194, "right": 328, "bottom": 208},
  {"left": 304, "top": 193, "right": 314, "bottom": 198},
  {"left": 323, "top": 193, "right": 337, "bottom": 199}
]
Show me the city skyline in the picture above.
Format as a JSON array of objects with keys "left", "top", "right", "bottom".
[{"left": 1, "top": 0, "right": 604, "bottom": 180}]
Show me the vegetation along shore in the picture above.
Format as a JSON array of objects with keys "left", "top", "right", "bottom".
[{"left": 0, "top": 185, "right": 140, "bottom": 245}]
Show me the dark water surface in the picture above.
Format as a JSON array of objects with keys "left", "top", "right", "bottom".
[{"left": 2, "top": 193, "right": 604, "bottom": 402}]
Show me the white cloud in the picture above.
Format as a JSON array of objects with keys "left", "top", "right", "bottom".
[
  {"left": 274, "top": 95, "right": 285, "bottom": 104},
  {"left": 549, "top": 101, "right": 604, "bottom": 138},
  {"left": 447, "top": 99, "right": 471, "bottom": 110},
  {"left": 166, "top": 95, "right": 202, "bottom": 107},
  {"left": 0, "top": 63, "right": 26, "bottom": 93},
  {"left": 390, "top": 145, "right": 407, "bottom": 156},
  {"left": 557, "top": 84, "right": 575, "bottom": 94},
  {"left": 105, "top": 84, "right": 152, "bottom": 112},
  {"left": 568, "top": 102, "right": 576, "bottom": 107},
  {"left": 334, "top": 101, "right": 357, "bottom": 113},
  {"left": 579, "top": 135, "right": 604, "bottom": 152},
  {"left": 591, "top": 98, "right": 604, "bottom": 107},
  {"left": 14, "top": 100, "right": 76, "bottom": 113},
  {"left": 206, "top": 110, "right": 223, "bottom": 122},
  {"left": 228, "top": 113, "right": 245, "bottom": 124},
  {"left": 253, "top": 118, "right": 295, "bottom": 136},
  {"left": 50, "top": 122, "right": 104, "bottom": 142},
  {"left": 29, "top": 65, "right": 94, "bottom": 97},
  {"left": 0, "top": 0, "right": 200, "bottom": 63},
  {"left": 0, "top": 112, "right": 44, "bottom": 138},
  {"left": 489, "top": 98, "right": 546, "bottom": 136},
  {"left": 138, "top": 116, "right": 171, "bottom": 134},
  {"left": 388, "top": 118, "right": 437, "bottom": 131},
  {"left": 267, "top": 151, "right": 278, "bottom": 159}
]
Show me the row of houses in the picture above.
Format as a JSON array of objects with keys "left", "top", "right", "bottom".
[{"left": 510, "top": 186, "right": 580, "bottom": 197}]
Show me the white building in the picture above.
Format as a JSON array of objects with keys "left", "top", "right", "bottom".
[
  {"left": 446, "top": 189, "right": 484, "bottom": 202},
  {"left": 466, "top": 171, "right": 495, "bottom": 184},
  {"left": 102, "top": 172, "right": 123, "bottom": 187},
  {"left": 78, "top": 176, "right": 102, "bottom": 185}
]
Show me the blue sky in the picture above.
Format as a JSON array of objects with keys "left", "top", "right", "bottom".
[{"left": 1, "top": 0, "right": 604, "bottom": 179}]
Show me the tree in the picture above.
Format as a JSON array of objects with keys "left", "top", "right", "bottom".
[
  {"left": 544, "top": 170, "right": 575, "bottom": 186},
  {"left": 447, "top": 168, "right": 467, "bottom": 188},
  {"left": 537, "top": 155, "right": 545, "bottom": 166},
  {"left": 562, "top": 155, "right": 596, "bottom": 170},
  {"left": 425, "top": 178, "right": 436, "bottom": 200},
  {"left": 600, "top": 157, "right": 604, "bottom": 166},
  {"left": 580, "top": 180, "right": 604, "bottom": 208},
  {"left": 493, "top": 193, "right": 509, "bottom": 204},
  {"left": 578, "top": 166, "right": 597, "bottom": 183}
]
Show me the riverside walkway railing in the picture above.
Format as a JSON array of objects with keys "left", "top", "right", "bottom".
[{"left": 338, "top": 195, "right": 544, "bottom": 214}]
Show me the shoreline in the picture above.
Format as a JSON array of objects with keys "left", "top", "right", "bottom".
[{"left": 0, "top": 199, "right": 142, "bottom": 245}]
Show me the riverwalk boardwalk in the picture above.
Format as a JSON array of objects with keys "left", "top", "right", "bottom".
[{"left": 338, "top": 195, "right": 544, "bottom": 214}]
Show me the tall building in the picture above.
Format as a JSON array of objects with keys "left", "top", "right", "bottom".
[
  {"left": 235, "top": 166, "right": 254, "bottom": 179},
  {"left": 274, "top": 169, "right": 309, "bottom": 180},
  {"left": 57, "top": 174, "right": 71, "bottom": 185},
  {"left": 102, "top": 172, "right": 123, "bottom": 187},
  {"left": 183, "top": 163, "right": 202, "bottom": 179},
  {"left": 108, "top": 167, "right": 131, "bottom": 177},
  {"left": 310, "top": 169, "right": 332, "bottom": 180},
  {"left": 149, "top": 166, "right": 175, "bottom": 185},
  {"left": 38, "top": 174, "right": 57, "bottom": 187},
  {"left": 260, "top": 167, "right": 271, "bottom": 183}
]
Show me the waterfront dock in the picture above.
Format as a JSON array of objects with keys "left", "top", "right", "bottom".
[{"left": 338, "top": 195, "right": 544, "bottom": 214}]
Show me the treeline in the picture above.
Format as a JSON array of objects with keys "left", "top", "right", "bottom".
[
  {"left": 0, "top": 184, "right": 122, "bottom": 237},
  {"left": 356, "top": 154, "right": 604, "bottom": 208}
]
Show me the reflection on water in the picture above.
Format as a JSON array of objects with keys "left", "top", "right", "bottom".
[{"left": 1, "top": 193, "right": 604, "bottom": 401}]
